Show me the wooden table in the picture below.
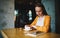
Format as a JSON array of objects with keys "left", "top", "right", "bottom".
[{"left": 1, "top": 28, "right": 60, "bottom": 38}]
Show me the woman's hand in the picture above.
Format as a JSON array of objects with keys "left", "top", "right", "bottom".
[{"left": 30, "top": 27, "right": 36, "bottom": 30}]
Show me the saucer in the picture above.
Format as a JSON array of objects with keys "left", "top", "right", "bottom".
[{"left": 24, "top": 29, "right": 32, "bottom": 31}]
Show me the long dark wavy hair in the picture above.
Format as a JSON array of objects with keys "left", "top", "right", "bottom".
[{"left": 35, "top": 3, "right": 48, "bottom": 15}]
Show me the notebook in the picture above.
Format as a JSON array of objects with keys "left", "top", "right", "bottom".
[{"left": 25, "top": 31, "right": 44, "bottom": 37}]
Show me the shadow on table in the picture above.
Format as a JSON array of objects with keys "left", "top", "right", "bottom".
[{"left": 0, "top": 32, "right": 3, "bottom": 38}]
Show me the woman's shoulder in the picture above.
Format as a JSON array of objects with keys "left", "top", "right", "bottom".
[
  {"left": 45, "top": 15, "right": 51, "bottom": 18},
  {"left": 45, "top": 15, "right": 50, "bottom": 17},
  {"left": 36, "top": 16, "right": 38, "bottom": 17}
]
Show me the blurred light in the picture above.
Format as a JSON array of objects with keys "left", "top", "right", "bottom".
[
  {"left": 14, "top": 10, "right": 18, "bottom": 15},
  {"left": 29, "top": 17, "right": 32, "bottom": 20},
  {"left": 28, "top": 10, "right": 32, "bottom": 20}
]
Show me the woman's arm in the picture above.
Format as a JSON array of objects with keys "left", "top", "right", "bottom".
[
  {"left": 43, "top": 16, "right": 51, "bottom": 32},
  {"left": 36, "top": 16, "right": 51, "bottom": 33},
  {"left": 30, "top": 16, "right": 38, "bottom": 27}
]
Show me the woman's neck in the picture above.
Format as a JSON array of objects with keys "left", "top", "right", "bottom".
[{"left": 38, "top": 15, "right": 44, "bottom": 17}]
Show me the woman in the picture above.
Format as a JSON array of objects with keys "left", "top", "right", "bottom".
[{"left": 25, "top": 3, "right": 51, "bottom": 33}]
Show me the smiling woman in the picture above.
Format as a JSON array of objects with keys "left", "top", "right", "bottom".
[
  {"left": 25, "top": 3, "right": 51, "bottom": 33},
  {"left": 31, "top": 3, "right": 50, "bottom": 33}
]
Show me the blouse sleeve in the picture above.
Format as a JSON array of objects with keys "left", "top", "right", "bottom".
[
  {"left": 36, "top": 16, "right": 51, "bottom": 33},
  {"left": 30, "top": 16, "right": 38, "bottom": 27}
]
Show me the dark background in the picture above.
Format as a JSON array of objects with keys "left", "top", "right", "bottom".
[
  {"left": 15, "top": 0, "right": 41, "bottom": 28},
  {"left": 55, "top": 0, "right": 60, "bottom": 34}
]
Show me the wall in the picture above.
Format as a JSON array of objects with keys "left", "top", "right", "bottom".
[
  {"left": 0, "top": 0, "right": 14, "bottom": 30},
  {"left": 41, "top": 0, "right": 55, "bottom": 32}
]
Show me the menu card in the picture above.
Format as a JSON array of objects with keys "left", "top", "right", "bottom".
[{"left": 25, "top": 31, "right": 44, "bottom": 37}]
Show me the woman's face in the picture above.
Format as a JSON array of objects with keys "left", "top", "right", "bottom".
[{"left": 35, "top": 7, "right": 43, "bottom": 16}]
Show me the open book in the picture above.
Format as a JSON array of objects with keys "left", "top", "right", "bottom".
[{"left": 25, "top": 31, "right": 44, "bottom": 37}]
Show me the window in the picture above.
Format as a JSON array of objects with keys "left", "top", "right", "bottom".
[{"left": 28, "top": 10, "right": 32, "bottom": 21}]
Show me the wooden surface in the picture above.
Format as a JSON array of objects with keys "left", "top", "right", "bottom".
[{"left": 1, "top": 28, "right": 60, "bottom": 38}]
